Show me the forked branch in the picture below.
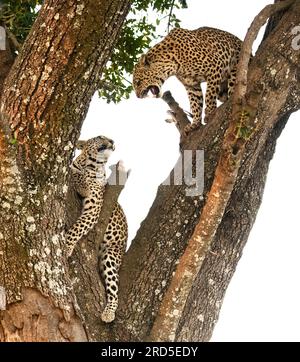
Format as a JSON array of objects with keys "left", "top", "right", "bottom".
[{"left": 4, "top": 26, "right": 21, "bottom": 52}]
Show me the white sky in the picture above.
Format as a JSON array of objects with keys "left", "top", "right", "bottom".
[{"left": 81, "top": 0, "right": 300, "bottom": 341}]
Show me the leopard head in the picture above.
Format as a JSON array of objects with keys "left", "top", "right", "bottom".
[
  {"left": 77, "top": 136, "right": 115, "bottom": 161},
  {"left": 133, "top": 54, "right": 170, "bottom": 99}
]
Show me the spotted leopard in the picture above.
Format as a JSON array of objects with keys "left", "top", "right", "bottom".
[
  {"left": 66, "top": 136, "right": 127, "bottom": 323},
  {"left": 133, "top": 27, "right": 242, "bottom": 132}
]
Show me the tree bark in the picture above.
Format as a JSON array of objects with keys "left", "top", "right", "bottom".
[
  {"left": 0, "top": 0, "right": 131, "bottom": 341},
  {"left": 148, "top": 0, "right": 297, "bottom": 342},
  {"left": 104, "top": 0, "right": 299, "bottom": 341}
]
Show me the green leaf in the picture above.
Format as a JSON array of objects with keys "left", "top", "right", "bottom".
[{"left": 1, "top": 0, "right": 188, "bottom": 103}]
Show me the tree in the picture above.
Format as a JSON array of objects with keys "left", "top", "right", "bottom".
[
  {"left": 0, "top": 0, "right": 299, "bottom": 342},
  {"left": 0, "top": 0, "right": 133, "bottom": 342}
]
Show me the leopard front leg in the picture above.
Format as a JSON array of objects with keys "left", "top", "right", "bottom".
[
  {"left": 204, "top": 73, "right": 223, "bottom": 121},
  {"left": 66, "top": 181, "right": 104, "bottom": 257},
  {"left": 184, "top": 85, "right": 203, "bottom": 134},
  {"left": 99, "top": 204, "right": 127, "bottom": 323}
]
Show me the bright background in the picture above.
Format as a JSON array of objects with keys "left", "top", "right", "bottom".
[{"left": 80, "top": 0, "right": 300, "bottom": 341}]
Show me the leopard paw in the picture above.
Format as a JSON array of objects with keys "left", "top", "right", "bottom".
[
  {"left": 101, "top": 309, "right": 116, "bottom": 323},
  {"left": 66, "top": 245, "right": 74, "bottom": 258},
  {"left": 184, "top": 122, "right": 201, "bottom": 135}
]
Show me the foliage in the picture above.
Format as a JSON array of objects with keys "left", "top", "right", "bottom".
[
  {"left": 0, "top": 0, "right": 42, "bottom": 42},
  {"left": 0, "top": 0, "right": 188, "bottom": 103}
]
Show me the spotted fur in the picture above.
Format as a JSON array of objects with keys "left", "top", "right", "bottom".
[
  {"left": 133, "top": 27, "right": 242, "bottom": 132},
  {"left": 66, "top": 136, "right": 127, "bottom": 323}
]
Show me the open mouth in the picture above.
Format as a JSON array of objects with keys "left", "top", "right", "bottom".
[{"left": 141, "top": 85, "right": 160, "bottom": 98}]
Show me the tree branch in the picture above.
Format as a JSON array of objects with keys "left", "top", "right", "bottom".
[
  {"left": 175, "top": 0, "right": 299, "bottom": 341},
  {"left": 148, "top": 0, "right": 296, "bottom": 342},
  {"left": 232, "top": 0, "right": 295, "bottom": 108},
  {"left": 4, "top": 26, "right": 21, "bottom": 52},
  {"left": 162, "top": 91, "right": 190, "bottom": 138},
  {"left": 0, "top": 0, "right": 132, "bottom": 339},
  {"left": 94, "top": 162, "right": 130, "bottom": 251},
  {"left": 167, "top": 0, "right": 176, "bottom": 33}
]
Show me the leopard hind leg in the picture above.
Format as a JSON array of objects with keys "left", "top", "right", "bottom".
[{"left": 99, "top": 204, "right": 127, "bottom": 323}]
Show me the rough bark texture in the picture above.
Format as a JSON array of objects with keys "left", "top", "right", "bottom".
[
  {"left": 148, "top": 0, "right": 296, "bottom": 342},
  {"left": 0, "top": 0, "right": 131, "bottom": 341},
  {"left": 101, "top": 0, "right": 299, "bottom": 341},
  {"left": 176, "top": 113, "right": 290, "bottom": 341},
  {"left": 0, "top": 288, "right": 86, "bottom": 341}
]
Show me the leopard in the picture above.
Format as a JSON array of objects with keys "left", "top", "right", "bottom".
[
  {"left": 133, "top": 26, "right": 242, "bottom": 133},
  {"left": 66, "top": 135, "right": 128, "bottom": 323}
]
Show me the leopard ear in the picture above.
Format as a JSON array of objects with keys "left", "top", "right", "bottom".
[
  {"left": 140, "top": 54, "right": 150, "bottom": 67},
  {"left": 76, "top": 140, "right": 86, "bottom": 150}
]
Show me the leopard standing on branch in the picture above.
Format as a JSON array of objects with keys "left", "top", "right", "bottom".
[
  {"left": 66, "top": 136, "right": 128, "bottom": 323},
  {"left": 133, "top": 27, "right": 242, "bottom": 133}
]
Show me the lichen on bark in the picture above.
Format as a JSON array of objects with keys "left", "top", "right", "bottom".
[{"left": 0, "top": 0, "right": 131, "bottom": 341}]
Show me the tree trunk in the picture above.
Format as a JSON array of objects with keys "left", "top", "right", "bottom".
[
  {"left": 101, "top": 0, "right": 300, "bottom": 341},
  {"left": 0, "top": 0, "right": 130, "bottom": 341},
  {"left": 1, "top": 0, "right": 299, "bottom": 342}
]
